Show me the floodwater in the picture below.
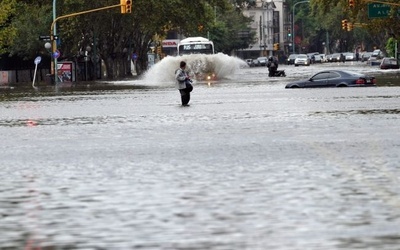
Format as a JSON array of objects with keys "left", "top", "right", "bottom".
[{"left": 1, "top": 57, "right": 400, "bottom": 249}]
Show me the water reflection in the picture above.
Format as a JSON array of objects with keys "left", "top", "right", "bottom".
[
  {"left": 0, "top": 116, "right": 127, "bottom": 127},
  {"left": 376, "top": 74, "right": 400, "bottom": 87},
  {"left": 313, "top": 109, "right": 400, "bottom": 116}
]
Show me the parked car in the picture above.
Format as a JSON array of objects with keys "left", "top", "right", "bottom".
[
  {"left": 361, "top": 52, "right": 372, "bottom": 62},
  {"left": 344, "top": 52, "right": 355, "bottom": 61},
  {"left": 319, "top": 54, "right": 327, "bottom": 62},
  {"left": 306, "top": 52, "right": 318, "bottom": 63},
  {"left": 245, "top": 59, "right": 255, "bottom": 67},
  {"left": 294, "top": 54, "right": 311, "bottom": 66},
  {"left": 330, "top": 53, "right": 341, "bottom": 62},
  {"left": 285, "top": 70, "right": 377, "bottom": 88},
  {"left": 371, "top": 49, "right": 383, "bottom": 59},
  {"left": 313, "top": 54, "right": 323, "bottom": 63},
  {"left": 380, "top": 57, "right": 399, "bottom": 69},
  {"left": 286, "top": 54, "right": 298, "bottom": 65},
  {"left": 252, "top": 59, "right": 260, "bottom": 67},
  {"left": 257, "top": 57, "right": 268, "bottom": 66}
]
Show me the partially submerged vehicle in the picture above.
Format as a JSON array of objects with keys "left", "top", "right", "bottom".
[{"left": 380, "top": 57, "right": 399, "bottom": 70}]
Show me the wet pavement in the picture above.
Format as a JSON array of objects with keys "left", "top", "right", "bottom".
[{"left": 0, "top": 61, "right": 400, "bottom": 249}]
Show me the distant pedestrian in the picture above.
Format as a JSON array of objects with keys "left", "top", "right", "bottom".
[
  {"left": 340, "top": 53, "right": 346, "bottom": 63},
  {"left": 175, "top": 61, "right": 193, "bottom": 106}
]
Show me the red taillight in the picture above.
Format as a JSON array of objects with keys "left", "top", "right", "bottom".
[
  {"left": 355, "top": 78, "right": 366, "bottom": 84},
  {"left": 371, "top": 78, "right": 376, "bottom": 84}
]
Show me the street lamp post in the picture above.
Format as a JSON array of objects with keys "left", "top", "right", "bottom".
[
  {"left": 85, "top": 46, "right": 91, "bottom": 81},
  {"left": 292, "top": 0, "right": 310, "bottom": 54},
  {"left": 44, "top": 42, "right": 53, "bottom": 84}
]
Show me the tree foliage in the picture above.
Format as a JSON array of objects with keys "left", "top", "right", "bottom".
[
  {"left": 0, "top": 0, "right": 17, "bottom": 55},
  {"left": 310, "top": 0, "right": 400, "bottom": 53},
  {"left": 1, "top": 0, "right": 256, "bottom": 78}
]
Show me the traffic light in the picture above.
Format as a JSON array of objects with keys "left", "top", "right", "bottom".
[
  {"left": 341, "top": 19, "right": 348, "bottom": 30},
  {"left": 198, "top": 24, "right": 204, "bottom": 32},
  {"left": 126, "top": 0, "right": 132, "bottom": 13},
  {"left": 348, "top": 0, "right": 355, "bottom": 8},
  {"left": 347, "top": 22, "right": 354, "bottom": 31},
  {"left": 287, "top": 29, "right": 291, "bottom": 37},
  {"left": 120, "top": 0, "right": 132, "bottom": 14}
]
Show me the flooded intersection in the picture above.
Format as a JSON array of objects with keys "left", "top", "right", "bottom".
[{"left": 0, "top": 62, "right": 400, "bottom": 249}]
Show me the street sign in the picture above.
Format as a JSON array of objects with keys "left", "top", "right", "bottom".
[
  {"left": 368, "top": 3, "right": 400, "bottom": 18},
  {"left": 132, "top": 53, "right": 138, "bottom": 60},
  {"left": 39, "top": 35, "right": 51, "bottom": 40},
  {"left": 34, "top": 56, "right": 42, "bottom": 65},
  {"left": 33, "top": 56, "right": 42, "bottom": 88},
  {"left": 39, "top": 35, "right": 59, "bottom": 41}
]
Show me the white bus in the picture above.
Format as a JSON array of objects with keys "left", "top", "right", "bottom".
[{"left": 177, "top": 37, "right": 214, "bottom": 56}]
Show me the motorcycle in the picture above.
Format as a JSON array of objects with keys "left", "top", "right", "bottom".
[{"left": 268, "top": 70, "right": 286, "bottom": 77}]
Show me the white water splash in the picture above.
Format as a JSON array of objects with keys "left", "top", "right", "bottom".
[{"left": 141, "top": 53, "right": 248, "bottom": 86}]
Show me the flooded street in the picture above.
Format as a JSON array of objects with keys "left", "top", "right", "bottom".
[{"left": 1, "top": 60, "right": 400, "bottom": 249}]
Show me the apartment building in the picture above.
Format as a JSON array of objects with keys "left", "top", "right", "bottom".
[{"left": 241, "top": 0, "right": 291, "bottom": 59}]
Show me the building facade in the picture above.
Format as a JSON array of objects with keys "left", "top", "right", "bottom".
[{"left": 241, "top": 0, "right": 290, "bottom": 60}]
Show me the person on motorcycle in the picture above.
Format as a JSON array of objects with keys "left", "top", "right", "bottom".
[{"left": 267, "top": 56, "right": 278, "bottom": 77}]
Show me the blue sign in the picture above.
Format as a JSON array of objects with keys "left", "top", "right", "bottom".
[
  {"left": 34, "top": 56, "right": 42, "bottom": 65},
  {"left": 132, "top": 53, "right": 138, "bottom": 60},
  {"left": 53, "top": 50, "right": 60, "bottom": 59}
]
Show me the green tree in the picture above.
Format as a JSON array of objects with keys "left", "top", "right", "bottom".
[
  {"left": 57, "top": 0, "right": 229, "bottom": 78},
  {"left": 1, "top": 0, "right": 255, "bottom": 78},
  {"left": 9, "top": 3, "right": 52, "bottom": 59},
  {"left": 193, "top": 5, "right": 256, "bottom": 54},
  {"left": 385, "top": 35, "right": 396, "bottom": 57},
  {"left": 310, "top": 0, "right": 400, "bottom": 53},
  {"left": 0, "top": 0, "right": 17, "bottom": 55}
]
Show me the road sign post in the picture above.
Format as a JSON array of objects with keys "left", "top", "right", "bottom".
[{"left": 32, "top": 56, "right": 42, "bottom": 88}]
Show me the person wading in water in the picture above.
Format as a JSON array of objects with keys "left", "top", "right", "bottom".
[{"left": 175, "top": 61, "right": 193, "bottom": 106}]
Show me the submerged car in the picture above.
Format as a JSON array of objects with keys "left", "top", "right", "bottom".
[
  {"left": 380, "top": 57, "right": 399, "bottom": 70},
  {"left": 285, "top": 70, "right": 376, "bottom": 88}
]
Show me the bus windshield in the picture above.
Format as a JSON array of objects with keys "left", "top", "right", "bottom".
[
  {"left": 177, "top": 37, "right": 214, "bottom": 56},
  {"left": 178, "top": 44, "right": 213, "bottom": 55}
]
